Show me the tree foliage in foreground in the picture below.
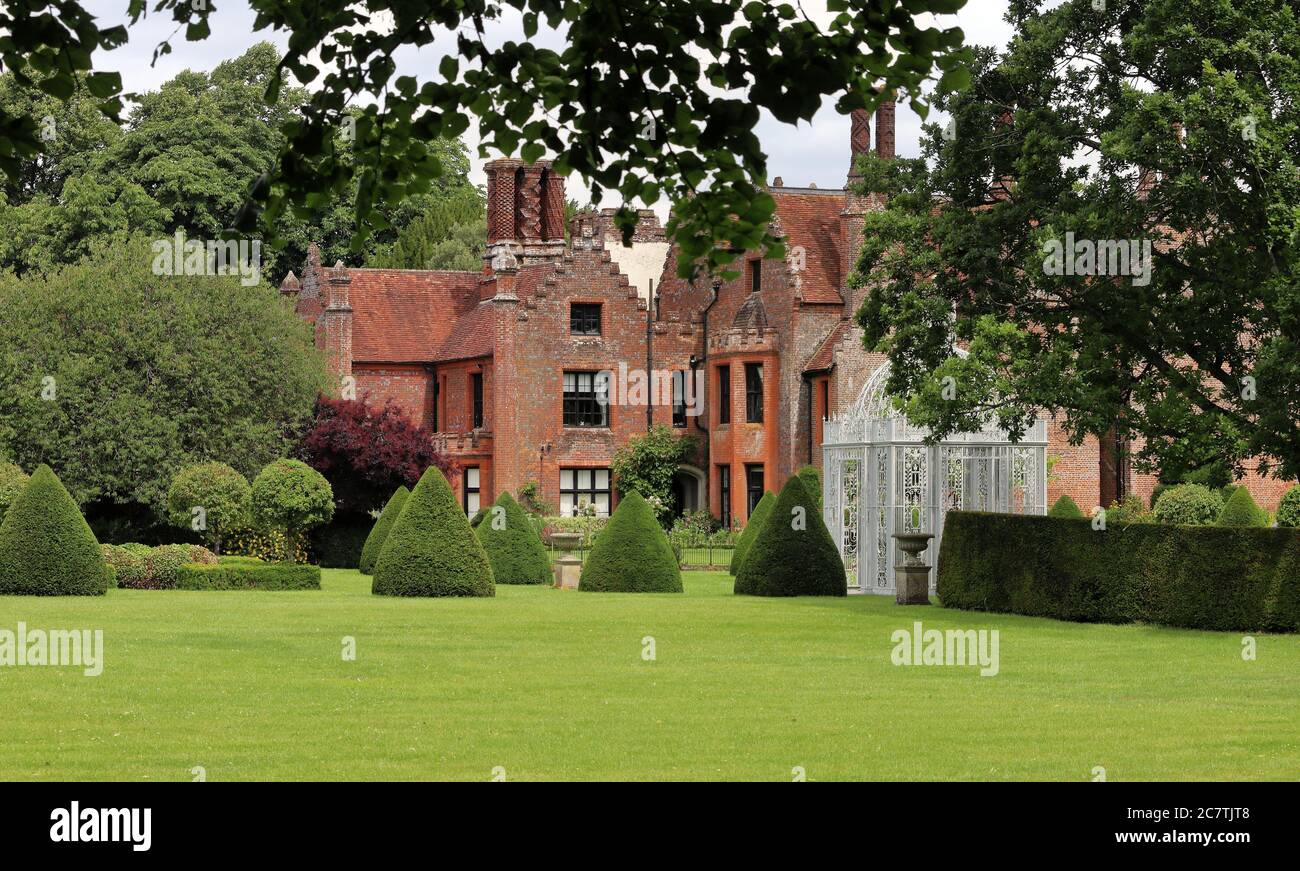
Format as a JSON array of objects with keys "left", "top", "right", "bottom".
[
  {"left": 854, "top": 0, "right": 1300, "bottom": 481},
  {"left": 0, "top": 1, "right": 971, "bottom": 280}
]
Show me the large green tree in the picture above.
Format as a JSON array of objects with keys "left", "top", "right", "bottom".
[
  {"left": 0, "top": 43, "right": 477, "bottom": 280},
  {"left": 854, "top": 0, "right": 1300, "bottom": 481},
  {"left": 0, "top": 235, "right": 327, "bottom": 517},
  {"left": 0, "top": 1, "right": 971, "bottom": 280}
]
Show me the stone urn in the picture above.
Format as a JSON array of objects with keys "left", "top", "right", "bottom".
[
  {"left": 892, "top": 532, "right": 934, "bottom": 605},
  {"left": 549, "top": 532, "right": 583, "bottom": 590}
]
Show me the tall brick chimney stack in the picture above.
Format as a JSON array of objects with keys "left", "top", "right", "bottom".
[
  {"left": 847, "top": 108, "right": 872, "bottom": 181},
  {"left": 484, "top": 157, "right": 567, "bottom": 268},
  {"left": 300, "top": 243, "right": 322, "bottom": 302},
  {"left": 323, "top": 260, "right": 353, "bottom": 391},
  {"left": 875, "top": 93, "right": 896, "bottom": 161}
]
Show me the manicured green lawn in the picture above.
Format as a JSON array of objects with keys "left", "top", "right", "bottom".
[{"left": 2, "top": 569, "right": 1297, "bottom": 780}]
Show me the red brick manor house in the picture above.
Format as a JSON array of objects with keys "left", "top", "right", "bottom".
[{"left": 281, "top": 104, "right": 1286, "bottom": 524}]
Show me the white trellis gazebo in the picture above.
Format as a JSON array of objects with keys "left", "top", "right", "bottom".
[{"left": 821, "top": 360, "right": 1048, "bottom": 595}]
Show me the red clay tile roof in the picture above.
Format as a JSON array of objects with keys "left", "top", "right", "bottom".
[
  {"left": 804, "top": 319, "right": 852, "bottom": 373},
  {"left": 345, "top": 268, "right": 480, "bottom": 362},
  {"left": 434, "top": 301, "right": 495, "bottom": 362},
  {"left": 770, "top": 188, "right": 845, "bottom": 305},
  {"left": 429, "top": 264, "right": 556, "bottom": 363}
]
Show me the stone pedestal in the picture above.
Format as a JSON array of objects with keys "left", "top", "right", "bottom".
[
  {"left": 550, "top": 532, "right": 583, "bottom": 590},
  {"left": 892, "top": 532, "right": 934, "bottom": 605}
]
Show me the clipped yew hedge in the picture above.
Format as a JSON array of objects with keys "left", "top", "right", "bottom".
[
  {"left": 0, "top": 464, "right": 111, "bottom": 596},
  {"left": 475, "top": 491, "right": 551, "bottom": 584},
  {"left": 358, "top": 485, "right": 409, "bottom": 574},
  {"left": 729, "top": 490, "right": 773, "bottom": 577},
  {"left": 579, "top": 491, "right": 682, "bottom": 593},
  {"left": 372, "top": 467, "right": 495, "bottom": 597},
  {"left": 176, "top": 558, "right": 321, "bottom": 590},
  {"left": 734, "top": 476, "right": 845, "bottom": 597},
  {"left": 937, "top": 511, "right": 1300, "bottom": 632}
]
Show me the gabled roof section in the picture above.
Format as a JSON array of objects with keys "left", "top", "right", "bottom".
[
  {"left": 770, "top": 187, "right": 845, "bottom": 305},
  {"left": 804, "top": 320, "right": 852, "bottom": 373},
  {"left": 732, "top": 292, "right": 769, "bottom": 331},
  {"left": 346, "top": 268, "right": 481, "bottom": 363}
]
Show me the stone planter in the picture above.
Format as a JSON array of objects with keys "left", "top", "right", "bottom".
[
  {"left": 550, "top": 532, "right": 583, "bottom": 590},
  {"left": 892, "top": 532, "right": 934, "bottom": 605}
]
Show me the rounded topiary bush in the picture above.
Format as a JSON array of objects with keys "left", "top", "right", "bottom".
[
  {"left": 1277, "top": 487, "right": 1300, "bottom": 528},
  {"left": 1153, "top": 483, "right": 1223, "bottom": 526},
  {"left": 250, "top": 459, "right": 334, "bottom": 561},
  {"left": 734, "top": 476, "right": 845, "bottom": 597},
  {"left": 142, "top": 544, "right": 193, "bottom": 589},
  {"left": 372, "top": 467, "right": 494, "bottom": 597},
  {"left": 730, "top": 490, "right": 773, "bottom": 576},
  {"left": 1217, "top": 486, "right": 1267, "bottom": 527},
  {"left": 476, "top": 492, "right": 551, "bottom": 584},
  {"left": 1048, "top": 494, "right": 1085, "bottom": 519},
  {"left": 578, "top": 491, "right": 682, "bottom": 592},
  {"left": 0, "top": 464, "right": 111, "bottom": 595},
  {"left": 102, "top": 544, "right": 147, "bottom": 588},
  {"left": 0, "top": 462, "right": 30, "bottom": 524},
  {"left": 358, "top": 485, "right": 409, "bottom": 575}
]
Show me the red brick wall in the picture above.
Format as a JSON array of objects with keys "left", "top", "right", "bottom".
[
  {"left": 490, "top": 244, "right": 697, "bottom": 512},
  {"left": 1047, "top": 420, "right": 1104, "bottom": 511},
  {"left": 354, "top": 364, "right": 434, "bottom": 427}
]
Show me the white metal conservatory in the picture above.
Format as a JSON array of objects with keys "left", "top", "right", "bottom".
[{"left": 821, "top": 361, "right": 1048, "bottom": 595}]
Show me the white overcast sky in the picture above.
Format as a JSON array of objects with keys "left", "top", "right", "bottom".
[{"left": 92, "top": 0, "right": 1016, "bottom": 209}]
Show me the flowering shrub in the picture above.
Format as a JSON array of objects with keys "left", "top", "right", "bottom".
[
  {"left": 102, "top": 544, "right": 147, "bottom": 588},
  {"left": 224, "top": 526, "right": 310, "bottom": 564}
]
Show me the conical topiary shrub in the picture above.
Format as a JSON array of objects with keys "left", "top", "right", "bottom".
[
  {"left": 358, "top": 485, "right": 410, "bottom": 574},
  {"left": 476, "top": 491, "right": 551, "bottom": 584},
  {"left": 372, "top": 468, "right": 494, "bottom": 597},
  {"left": 734, "top": 476, "right": 845, "bottom": 597},
  {"left": 0, "top": 464, "right": 111, "bottom": 595},
  {"left": 729, "top": 490, "right": 773, "bottom": 576},
  {"left": 579, "top": 491, "right": 682, "bottom": 592},
  {"left": 1048, "top": 494, "right": 1085, "bottom": 519},
  {"left": 1218, "top": 485, "right": 1267, "bottom": 527}
]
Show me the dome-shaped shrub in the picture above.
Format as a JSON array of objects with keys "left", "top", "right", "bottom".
[
  {"left": 1153, "top": 483, "right": 1223, "bottom": 525},
  {"left": 142, "top": 544, "right": 194, "bottom": 589},
  {"left": 358, "top": 485, "right": 409, "bottom": 575},
  {"left": 579, "top": 491, "right": 682, "bottom": 592},
  {"left": 0, "top": 465, "right": 111, "bottom": 595},
  {"left": 729, "top": 490, "right": 773, "bottom": 576},
  {"left": 735, "top": 476, "right": 845, "bottom": 597},
  {"left": 1277, "top": 487, "right": 1300, "bottom": 528},
  {"left": 1048, "top": 494, "right": 1085, "bottom": 519},
  {"left": 250, "top": 459, "right": 334, "bottom": 561},
  {"left": 102, "top": 544, "right": 147, "bottom": 588},
  {"left": 1217, "top": 486, "right": 1267, "bottom": 527},
  {"left": 476, "top": 491, "right": 551, "bottom": 584},
  {"left": 372, "top": 467, "right": 494, "bottom": 597}
]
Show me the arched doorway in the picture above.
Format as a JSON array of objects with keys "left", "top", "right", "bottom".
[{"left": 670, "top": 465, "right": 706, "bottom": 517}]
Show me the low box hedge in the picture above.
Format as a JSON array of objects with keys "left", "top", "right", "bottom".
[
  {"left": 937, "top": 512, "right": 1300, "bottom": 632},
  {"left": 175, "top": 558, "right": 321, "bottom": 590}
]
